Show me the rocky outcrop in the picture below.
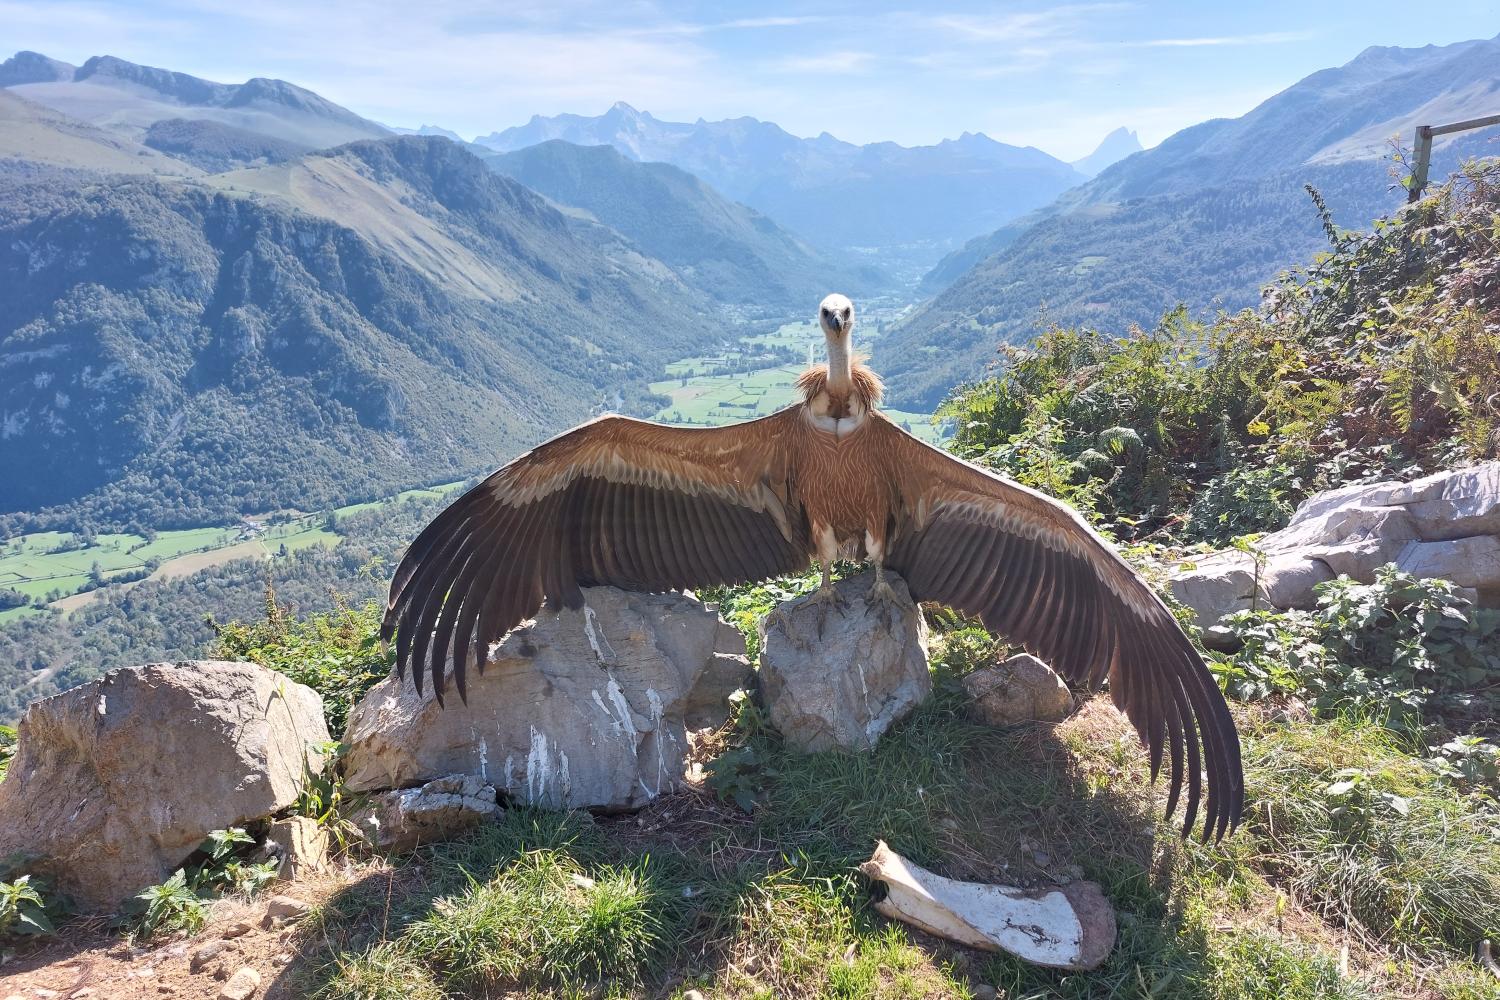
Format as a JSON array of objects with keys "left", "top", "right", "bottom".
[
  {"left": 1171, "top": 463, "right": 1500, "bottom": 637},
  {"left": 342, "top": 587, "right": 751, "bottom": 810},
  {"left": 0, "top": 661, "right": 329, "bottom": 911},
  {"left": 963, "top": 653, "right": 1073, "bottom": 726},
  {"left": 757, "top": 571, "right": 931, "bottom": 752},
  {"left": 353, "top": 774, "right": 501, "bottom": 851}
]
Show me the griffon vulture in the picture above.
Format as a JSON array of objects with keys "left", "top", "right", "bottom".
[{"left": 383, "top": 294, "right": 1244, "bottom": 841}]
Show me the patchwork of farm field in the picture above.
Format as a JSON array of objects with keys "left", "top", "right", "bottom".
[
  {"left": 0, "top": 480, "right": 469, "bottom": 618},
  {"left": 650, "top": 320, "right": 949, "bottom": 444}
]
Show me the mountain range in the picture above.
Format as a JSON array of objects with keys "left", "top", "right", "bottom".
[
  {"left": 476, "top": 103, "right": 1102, "bottom": 253},
  {"left": 485, "top": 140, "right": 882, "bottom": 311},
  {"left": 2, "top": 34, "right": 1498, "bottom": 525},
  {"left": 875, "top": 33, "right": 1500, "bottom": 406}
]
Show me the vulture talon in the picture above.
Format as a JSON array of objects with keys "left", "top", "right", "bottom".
[
  {"left": 865, "top": 578, "right": 899, "bottom": 631},
  {"left": 809, "top": 585, "right": 847, "bottom": 639}
]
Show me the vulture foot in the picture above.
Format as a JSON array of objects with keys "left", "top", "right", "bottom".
[
  {"left": 810, "top": 585, "right": 849, "bottom": 639},
  {"left": 864, "top": 578, "right": 900, "bottom": 630}
]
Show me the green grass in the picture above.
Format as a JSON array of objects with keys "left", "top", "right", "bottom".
[{"left": 288, "top": 671, "right": 1499, "bottom": 999}]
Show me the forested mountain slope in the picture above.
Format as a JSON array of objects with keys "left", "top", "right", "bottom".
[
  {"left": 0, "top": 136, "right": 709, "bottom": 531},
  {"left": 487, "top": 140, "right": 883, "bottom": 311},
  {"left": 882, "top": 34, "right": 1500, "bottom": 407}
]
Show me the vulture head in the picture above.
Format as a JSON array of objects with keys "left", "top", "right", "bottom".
[{"left": 819, "top": 292, "right": 854, "bottom": 340}]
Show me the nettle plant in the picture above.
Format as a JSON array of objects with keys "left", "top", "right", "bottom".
[
  {"left": 1217, "top": 565, "right": 1500, "bottom": 729},
  {"left": 131, "top": 827, "right": 280, "bottom": 939}
]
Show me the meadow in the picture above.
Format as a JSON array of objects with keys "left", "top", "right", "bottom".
[{"left": 651, "top": 321, "right": 949, "bottom": 444}]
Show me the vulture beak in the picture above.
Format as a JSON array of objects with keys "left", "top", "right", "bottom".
[{"left": 827, "top": 312, "right": 844, "bottom": 334}]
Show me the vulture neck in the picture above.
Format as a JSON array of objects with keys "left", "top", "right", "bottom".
[{"left": 825, "top": 334, "right": 854, "bottom": 393}]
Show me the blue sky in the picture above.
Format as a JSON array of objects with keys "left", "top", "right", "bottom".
[{"left": 3, "top": 1, "right": 1497, "bottom": 158}]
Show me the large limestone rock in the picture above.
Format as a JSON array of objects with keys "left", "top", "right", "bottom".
[
  {"left": 343, "top": 587, "right": 751, "bottom": 810},
  {"left": 757, "top": 570, "right": 931, "bottom": 752},
  {"left": 0, "top": 661, "right": 329, "bottom": 911},
  {"left": 1171, "top": 462, "right": 1500, "bottom": 633}
]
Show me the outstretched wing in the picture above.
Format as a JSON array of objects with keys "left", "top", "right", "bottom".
[
  {"left": 877, "top": 417, "right": 1243, "bottom": 841},
  {"left": 383, "top": 411, "right": 811, "bottom": 702}
]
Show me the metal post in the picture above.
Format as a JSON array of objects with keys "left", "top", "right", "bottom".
[{"left": 1406, "top": 112, "right": 1500, "bottom": 202}]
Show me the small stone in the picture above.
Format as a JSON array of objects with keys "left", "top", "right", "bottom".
[
  {"left": 34, "top": 992, "right": 61, "bottom": 999},
  {"left": 271, "top": 952, "right": 293, "bottom": 967},
  {"left": 260, "top": 815, "right": 329, "bottom": 879},
  {"left": 973, "top": 986, "right": 999, "bottom": 1000},
  {"left": 222, "top": 919, "right": 254, "bottom": 939},
  {"left": 683, "top": 991, "right": 707, "bottom": 1000},
  {"left": 218, "top": 967, "right": 261, "bottom": 1000},
  {"left": 191, "top": 939, "right": 229, "bottom": 972},
  {"left": 1032, "top": 850, "right": 1051, "bottom": 867},
  {"left": 4, "top": 993, "right": 23, "bottom": 1000},
  {"left": 69, "top": 991, "right": 95, "bottom": 998},
  {"left": 262, "top": 894, "right": 310, "bottom": 927},
  {"left": 963, "top": 653, "right": 1073, "bottom": 726}
]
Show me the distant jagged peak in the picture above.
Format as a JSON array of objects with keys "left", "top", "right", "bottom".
[
  {"left": 1070, "top": 126, "right": 1144, "bottom": 177},
  {"left": 0, "top": 50, "right": 77, "bottom": 87}
]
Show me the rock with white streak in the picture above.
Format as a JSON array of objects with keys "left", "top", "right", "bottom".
[
  {"left": 0, "top": 661, "right": 328, "bottom": 912},
  {"left": 858, "top": 840, "right": 1115, "bottom": 970},
  {"left": 1170, "top": 462, "right": 1500, "bottom": 632},
  {"left": 353, "top": 773, "right": 500, "bottom": 851},
  {"left": 342, "top": 587, "right": 751, "bottom": 810},
  {"left": 757, "top": 570, "right": 930, "bottom": 753}
]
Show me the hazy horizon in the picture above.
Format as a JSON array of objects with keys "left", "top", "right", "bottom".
[{"left": 5, "top": 1, "right": 1498, "bottom": 160}]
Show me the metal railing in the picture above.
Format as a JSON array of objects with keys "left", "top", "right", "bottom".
[{"left": 1407, "top": 112, "right": 1500, "bottom": 202}]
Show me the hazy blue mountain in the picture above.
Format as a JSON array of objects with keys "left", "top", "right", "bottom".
[
  {"left": 477, "top": 103, "right": 1084, "bottom": 253},
  {"left": 487, "top": 139, "right": 884, "bottom": 312},
  {"left": 879, "top": 33, "right": 1500, "bottom": 407},
  {"left": 1, "top": 51, "right": 390, "bottom": 151},
  {"left": 0, "top": 51, "right": 74, "bottom": 86},
  {"left": 0, "top": 134, "right": 714, "bottom": 529},
  {"left": 1071, "top": 127, "right": 1143, "bottom": 178},
  {"left": 389, "top": 123, "right": 464, "bottom": 142}
]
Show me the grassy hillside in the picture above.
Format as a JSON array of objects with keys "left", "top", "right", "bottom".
[{"left": 0, "top": 136, "right": 713, "bottom": 532}]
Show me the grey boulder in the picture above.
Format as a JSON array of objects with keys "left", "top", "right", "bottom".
[
  {"left": 1171, "top": 461, "right": 1500, "bottom": 632},
  {"left": 757, "top": 570, "right": 931, "bottom": 752},
  {"left": 963, "top": 653, "right": 1073, "bottom": 726},
  {"left": 0, "top": 661, "right": 329, "bottom": 911},
  {"left": 342, "top": 587, "right": 751, "bottom": 810}
]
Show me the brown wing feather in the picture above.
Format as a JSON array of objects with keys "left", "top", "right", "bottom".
[
  {"left": 383, "top": 410, "right": 811, "bottom": 702},
  {"left": 874, "top": 416, "right": 1243, "bottom": 841}
]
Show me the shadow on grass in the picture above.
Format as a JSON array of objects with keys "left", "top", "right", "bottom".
[{"left": 264, "top": 688, "right": 1239, "bottom": 999}]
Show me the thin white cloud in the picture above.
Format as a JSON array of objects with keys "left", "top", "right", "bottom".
[
  {"left": 768, "top": 50, "right": 874, "bottom": 75},
  {"left": 1138, "top": 31, "right": 1314, "bottom": 47}
]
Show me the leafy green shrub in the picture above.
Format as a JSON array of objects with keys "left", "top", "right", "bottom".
[
  {"left": 135, "top": 870, "right": 207, "bottom": 937},
  {"left": 0, "top": 874, "right": 53, "bottom": 939},
  {"left": 130, "top": 827, "right": 279, "bottom": 938},
  {"left": 1217, "top": 565, "right": 1500, "bottom": 727},
  {"left": 211, "top": 593, "right": 391, "bottom": 736},
  {"left": 1182, "top": 462, "right": 1301, "bottom": 545}
]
